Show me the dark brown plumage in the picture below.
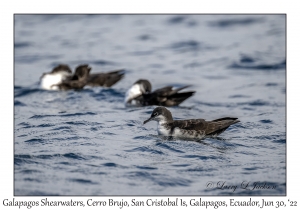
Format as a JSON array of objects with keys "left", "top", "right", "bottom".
[
  {"left": 51, "top": 64, "right": 72, "bottom": 74},
  {"left": 168, "top": 117, "right": 240, "bottom": 137},
  {"left": 144, "top": 107, "right": 240, "bottom": 138},
  {"left": 54, "top": 64, "right": 91, "bottom": 90},
  {"left": 87, "top": 69, "right": 125, "bottom": 87},
  {"left": 125, "top": 79, "right": 195, "bottom": 106}
]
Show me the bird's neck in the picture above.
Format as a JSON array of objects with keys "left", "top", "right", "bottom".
[{"left": 158, "top": 117, "right": 172, "bottom": 126}]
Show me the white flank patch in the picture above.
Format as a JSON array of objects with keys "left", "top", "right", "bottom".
[
  {"left": 124, "top": 83, "right": 142, "bottom": 104},
  {"left": 173, "top": 127, "right": 205, "bottom": 139},
  {"left": 173, "top": 128, "right": 189, "bottom": 138},
  {"left": 40, "top": 72, "right": 71, "bottom": 90}
]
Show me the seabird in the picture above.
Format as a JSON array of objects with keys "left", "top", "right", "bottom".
[
  {"left": 125, "top": 79, "right": 195, "bottom": 106},
  {"left": 40, "top": 64, "right": 125, "bottom": 90},
  {"left": 40, "top": 64, "right": 91, "bottom": 91},
  {"left": 143, "top": 106, "right": 240, "bottom": 139}
]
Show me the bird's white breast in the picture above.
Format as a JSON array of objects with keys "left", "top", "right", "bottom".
[
  {"left": 40, "top": 72, "right": 70, "bottom": 90},
  {"left": 157, "top": 122, "right": 171, "bottom": 136},
  {"left": 124, "top": 83, "right": 142, "bottom": 104}
]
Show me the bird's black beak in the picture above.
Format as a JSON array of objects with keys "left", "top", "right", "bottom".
[{"left": 143, "top": 117, "right": 153, "bottom": 125}]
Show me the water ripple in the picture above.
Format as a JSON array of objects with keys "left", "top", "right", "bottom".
[
  {"left": 155, "top": 142, "right": 184, "bottom": 153},
  {"left": 103, "top": 162, "right": 117, "bottom": 167},
  {"left": 24, "top": 138, "right": 45, "bottom": 144},
  {"left": 170, "top": 40, "right": 203, "bottom": 52},
  {"left": 168, "top": 15, "right": 187, "bottom": 24},
  {"left": 180, "top": 155, "right": 218, "bottom": 160},
  {"left": 209, "top": 17, "right": 263, "bottom": 27},
  {"left": 69, "top": 178, "right": 97, "bottom": 184},
  {"left": 63, "top": 153, "right": 85, "bottom": 160},
  {"left": 14, "top": 155, "right": 39, "bottom": 166},
  {"left": 135, "top": 165, "right": 157, "bottom": 170},
  {"left": 15, "top": 54, "right": 62, "bottom": 64},
  {"left": 20, "top": 169, "right": 41, "bottom": 174},
  {"left": 92, "top": 60, "right": 115, "bottom": 66},
  {"left": 156, "top": 177, "right": 192, "bottom": 187},
  {"left": 230, "top": 59, "right": 286, "bottom": 70},
  {"left": 15, "top": 87, "right": 41, "bottom": 98},
  {"left": 125, "top": 146, "right": 164, "bottom": 155},
  {"left": 14, "top": 100, "right": 26, "bottom": 106},
  {"left": 260, "top": 119, "right": 273, "bottom": 124},
  {"left": 29, "top": 112, "right": 96, "bottom": 119},
  {"left": 15, "top": 41, "right": 32, "bottom": 48}
]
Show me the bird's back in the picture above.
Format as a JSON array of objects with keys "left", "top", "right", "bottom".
[
  {"left": 167, "top": 117, "right": 239, "bottom": 137},
  {"left": 141, "top": 86, "right": 195, "bottom": 106}
]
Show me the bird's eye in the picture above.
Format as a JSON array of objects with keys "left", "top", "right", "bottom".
[{"left": 153, "top": 112, "right": 158, "bottom": 116}]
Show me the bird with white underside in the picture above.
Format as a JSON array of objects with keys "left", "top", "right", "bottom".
[
  {"left": 143, "top": 106, "right": 240, "bottom": 139},
  {"left": 40, "top": 64, "right": 125, "bottom": 91},
  {"left": 125, "top": 79, "right": 195, "bottom": 107}
]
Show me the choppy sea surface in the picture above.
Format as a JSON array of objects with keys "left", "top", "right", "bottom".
[{"left": 14, "top": 15, "right": 286, "bottom": 195}]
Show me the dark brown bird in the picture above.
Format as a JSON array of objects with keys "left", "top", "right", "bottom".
[
  {"left": 144, "top": 106, "right": 240, "bottom": 139},
  {"left": 125, "top": 79, "right": 195, "bottom": 107}
]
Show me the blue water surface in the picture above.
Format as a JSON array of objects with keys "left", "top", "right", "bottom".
[{"left": 14, "top": 14, "right": 286, "bottom": 195}]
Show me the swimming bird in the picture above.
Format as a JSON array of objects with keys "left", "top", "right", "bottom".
[
  {"left": 125, "top": 79, "right": 195, "bottom": 106},
  {"left": 143, "top": 106, "right": 240, "bottom": 139},
  {"left": 87, "top": 69, "right": 125, "bottom": 87},
  {"left": 40, "top": 64, "right": 91, "bottom": 90},
  {"left": 40, "top": 64, "right": 73, "bottom": 90}
]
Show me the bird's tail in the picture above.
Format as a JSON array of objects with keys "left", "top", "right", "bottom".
[
  {"left": 104, "top": 69, "right": 125, "bottom": 87},
  {"left": 165, "top": 91, "right": 195, "bottom": 106}
]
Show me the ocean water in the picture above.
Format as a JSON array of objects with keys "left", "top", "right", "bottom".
[{"left": 14, "top": 14, "right": 286, "bottom": 195}]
